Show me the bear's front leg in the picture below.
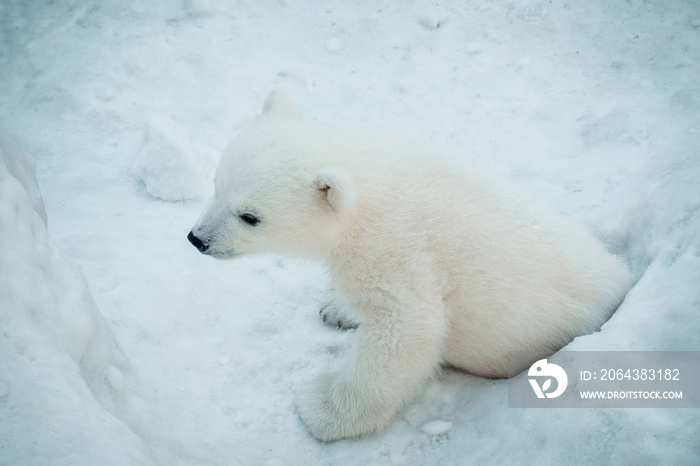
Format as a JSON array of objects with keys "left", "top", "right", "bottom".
[{"left": 296, "top": 303, "right": 445, "bottom": 441}]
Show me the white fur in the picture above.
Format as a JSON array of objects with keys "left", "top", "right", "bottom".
[
  {"left": 315, "top": 167, "right": 357, "bottom": 212},
  {"left": 190, "top": 91, "right": 633, "bottom": 441}
]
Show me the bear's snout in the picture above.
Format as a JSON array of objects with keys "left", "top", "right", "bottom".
[{"left": 187, "top": 231, "right": 209, "bottom": 253}]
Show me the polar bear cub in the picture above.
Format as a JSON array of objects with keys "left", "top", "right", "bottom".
[{"left": 188, "top": 91, "right": 633, "bottom": 441}]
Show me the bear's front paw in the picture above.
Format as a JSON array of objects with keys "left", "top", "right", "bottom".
[
  {"left": 296, "top": 372, "right": 374, "bottom": 441},
  {"left": 296, "top": 372, "right": 345, "bottom": 441},
  {"left": 319, "top": 301, "right": 359, "bottom": 330}
]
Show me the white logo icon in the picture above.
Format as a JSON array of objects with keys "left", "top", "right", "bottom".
[{"left": 528, "top": 359, "right": 568, "bottom": 399}]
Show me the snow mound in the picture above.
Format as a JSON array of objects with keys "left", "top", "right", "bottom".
[
  {"left": 0, "top": 128, "right": 151, "bottom": 465},
  {"left": 132, "top": 114, "right": 206, "bottom": 202},
  {"left": 421, "top": 420, "right": 453, "bottom": 436},
  {"left": 0, "top": 130, "right": 47, "bottom": 224}
]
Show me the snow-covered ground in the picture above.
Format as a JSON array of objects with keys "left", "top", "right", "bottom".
[{"left": 1, "top": 1, "right": 698, "bottom": 464}]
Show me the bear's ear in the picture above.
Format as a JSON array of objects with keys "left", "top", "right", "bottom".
[
  {"left": 314, "top": 167, "right": 357, "bottom": 212},
  {"left": 262, "top": 90, "right": 305, "bottom": 119}
]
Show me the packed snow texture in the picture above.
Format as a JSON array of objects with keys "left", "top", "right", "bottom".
[
  {"left": 0, "top": 1, "right": 698, "bottom": 465},
  {"left": 0, "top": 130, "right": 151, "bottom": 464}
]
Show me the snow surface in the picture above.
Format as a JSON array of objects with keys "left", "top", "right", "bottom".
[
  {"left": 0, "top": 129, "right": 151, "bottom": 464},
  {"left": 0, "top": 1, "right": 698, "bottom": 464},
  {"left": 420, "top": 420, "right": 453, "bottom": 437}
]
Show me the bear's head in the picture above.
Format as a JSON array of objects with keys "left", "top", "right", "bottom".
[{"left": 188, "top": 91, "right": 357, "bottom": 259}]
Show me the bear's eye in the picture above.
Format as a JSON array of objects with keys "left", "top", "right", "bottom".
[{"left": 239, "top": 213, "right": 260, "bottom": 227}]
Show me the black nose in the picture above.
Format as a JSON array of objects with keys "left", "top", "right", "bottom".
[{"left": 187, "top": 231, "right": 209, "bottom": 252}]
